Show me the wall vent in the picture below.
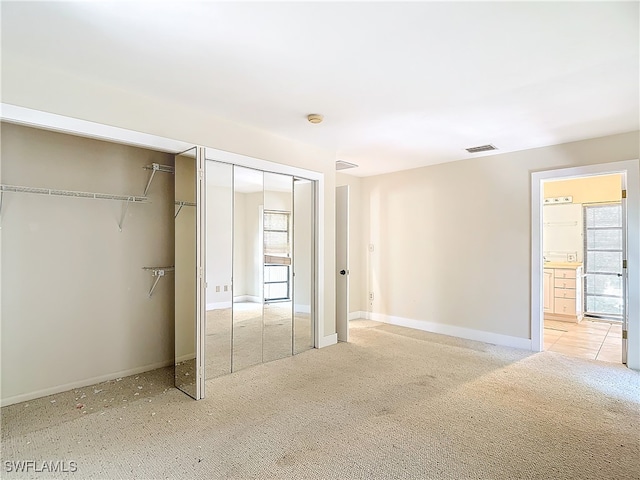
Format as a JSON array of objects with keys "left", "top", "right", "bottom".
[
  {"left": 465, "top": 144, "right": 497, "bottom": 153},
  {"left": 336, "top": 160, "right": 358, "bottom": 171}
]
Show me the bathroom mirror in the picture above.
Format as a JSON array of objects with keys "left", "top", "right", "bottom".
[
  {"left": 205, "top": 160, "right": 233, "bottom": 379},
  {"left": 174, "top": 147, "right": 198, "bottom": 398},
  {"left": 263, "top": 172, "right": 294, "bottom": 362},
  {"left": 232, "top": 166, "right": 264, "bottom": 371},
  {"left": 293, "top": 178, "right": 314, "bottom": 353}
]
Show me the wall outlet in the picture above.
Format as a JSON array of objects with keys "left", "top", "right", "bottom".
[
  {"left": 215, "top": 285, "right": 221, "bottom": 292},
  {"left": 369, "top": 292, "right": 374, "bottom": 301},
  {"left": 568, "top": 253, "right": 577, "bottom": 262},
  {"left": 224, "top": 285, "right": 229, "bottom": 292},
  {"left": 369, "top": 244, "right": 375, "bottom": 253}
]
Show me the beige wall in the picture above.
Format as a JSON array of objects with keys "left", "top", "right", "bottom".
[
  {"left": 2, "top": 57, "right": 337, "bottom": 338},
  {"left": 336, "top": 173, "right": 362, "bottom": 313},
  {"left": 360, "top": 131, "right": 639, "bottom": 340},
  {"left": 544, "top": 173, "right": 622, "bottom": 204},
  {"left": 1, "top": 123, "right": 175, "bottom": 403}
]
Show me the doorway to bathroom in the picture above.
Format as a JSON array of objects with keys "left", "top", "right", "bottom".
[
  {"left": 532, "top": 159, "right": 639, "bottom": 370},
  {"left": 541, "top": 173, "right": 624, "bottom": 363}
]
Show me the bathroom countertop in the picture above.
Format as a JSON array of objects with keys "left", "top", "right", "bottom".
[{"left": 543, "top": 262, "right": 583, "bottom": 269}]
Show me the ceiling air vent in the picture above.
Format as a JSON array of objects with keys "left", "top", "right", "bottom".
[
  {"left": 465, "top": 144, "right": 497, "bottom": 153},
  {"left": 336, "top": 160, "right": 358, "bottom": 171}
]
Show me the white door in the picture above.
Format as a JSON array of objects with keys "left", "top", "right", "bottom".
[{"left": 336, "top": 185, "right": 350, "bottom": 342}]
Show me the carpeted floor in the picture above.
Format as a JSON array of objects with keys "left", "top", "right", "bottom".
[{"left": 2, "top": 320, "right": 639, "bottom": 479}]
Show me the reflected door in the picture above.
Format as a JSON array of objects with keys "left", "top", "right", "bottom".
[
  {"left": 232, "top": 166, "right": 264, "bottom": 371},
  {"left": 175, "top": 147, "right": 205, "bottom": 399}
]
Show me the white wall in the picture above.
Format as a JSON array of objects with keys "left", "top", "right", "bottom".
[
  {"left": 360, "top": 131, "right": 639, "bottom": 343},
  {"left": 293, "top": 181, "right": 313, "bottom": 312},
  {"left": 1, "top": 123, "right": 175, "bottom": 404},
  {"left": 1, "top": 57, "right": 337, "bottom": 339},
  {"left": 205, "top": 184, "right": 233, "bottom": 309}
]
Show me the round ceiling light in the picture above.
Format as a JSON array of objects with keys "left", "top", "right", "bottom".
[{"left": 307, "top": 114, "right": 324, "bottom": 124}]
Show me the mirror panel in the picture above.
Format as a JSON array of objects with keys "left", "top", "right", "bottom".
[
  {"left": 175, "top": 148, "right": 198, "bottom": 398},
  {"left": 232, "top": 166, "right": 264, "bottom": 371},
  {"left": 293, "top": 178, "right": 314, "bottom": 354},
  {"left": 205, "top": 160, "right": 233, "bottom": 379},
  {"left": 263, "top": 173, "right": 294, "bottom": 362}
]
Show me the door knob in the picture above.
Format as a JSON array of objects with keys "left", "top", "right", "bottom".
[{"left": 340, "top": 270, "right": 346, "bottom": 275}]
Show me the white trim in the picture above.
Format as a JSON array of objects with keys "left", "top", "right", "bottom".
[
  {"left": 348, "top": 311, "right": 364, "bottom": 321},
  {"left": 0, "top": 359, "right": 174, "bottom": 407},
  {"left": 207, "top": 301, "right": 232, "bottom": 311},
  {"left": 205, "top": 147, "right": 323, "bottom": 181},
  {"left": 318, "top": 333, "right": 338, "bottom": 348},
  {"left": 531, "top": 159, "right": 640, "bottom": 370},
  {"left": 363, "top": 312, "right": 532, "bottom": 350},
  {"left": 1, "top": 103, "right": 192, "bottom": 153}
]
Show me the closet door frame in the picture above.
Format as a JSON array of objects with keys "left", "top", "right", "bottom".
[
  {"left": 204, "top": 148, "right": 325, "bottom": 351},
  {"left": 196, "top": 147, "right": 206, "bottom": 398}
]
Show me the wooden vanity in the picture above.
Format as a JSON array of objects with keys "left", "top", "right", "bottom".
[{"left": 543, "top": 262, "right": 583, "bottom": 322}]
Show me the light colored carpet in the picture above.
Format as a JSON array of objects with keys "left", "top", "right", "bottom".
[{"left": 2, "top": 320, "right": 639, "bottom": 479}]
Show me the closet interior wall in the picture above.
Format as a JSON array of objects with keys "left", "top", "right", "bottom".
[{"left": 0, "top": 123, "right": 175, "bottom": 405}]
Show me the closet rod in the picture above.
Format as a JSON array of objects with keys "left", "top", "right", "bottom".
[{"left": 0, "top": 184, "right": 148, "bottom": 203}]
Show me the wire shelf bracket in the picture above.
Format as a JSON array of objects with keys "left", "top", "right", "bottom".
[
  {"left": 143, "top": 163, "right": 175, "bottom": 196},
  {"left": 175, "top": 201, "right": 196, "bottom": 218},
  {"left": 143, "top": 266, "right": 175, "bottom": 297}
]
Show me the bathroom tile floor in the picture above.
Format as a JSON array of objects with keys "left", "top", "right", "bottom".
[{"left": 544, "top": 318, "right": 622, "bottom": 363}]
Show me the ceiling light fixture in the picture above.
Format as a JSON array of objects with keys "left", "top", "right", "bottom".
[{"left": 307, "top": 114, "right": 324, "bottom": 124}]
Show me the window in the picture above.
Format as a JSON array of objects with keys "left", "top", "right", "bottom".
[{"left": 584, "top": 204, "right": 623, "bottom": 320}]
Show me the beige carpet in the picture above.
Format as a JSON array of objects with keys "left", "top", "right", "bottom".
[{"left": 2, "top": 320, "right": 639, "bottom": 479}]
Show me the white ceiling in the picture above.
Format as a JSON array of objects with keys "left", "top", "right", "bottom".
[{"left": 2, "top": 2, "right": 638, "bottom": 177}]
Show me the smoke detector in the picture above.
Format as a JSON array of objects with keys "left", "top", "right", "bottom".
[
  {"left": 465, "top": 144, "right": 497, "bottom": 153},
  {"left": 307, "top": 114, "right": 324, "bottom": 124}
]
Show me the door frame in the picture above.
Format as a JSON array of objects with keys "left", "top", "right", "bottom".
[{"left": 531, "top": 159, "right": 639, "bottom": 370}]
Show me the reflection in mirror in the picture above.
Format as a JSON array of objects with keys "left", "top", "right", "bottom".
[
  {"left": 205, "top": 160, "right": 233, "bottom": 379},
  {"left": 232, "top": 166, "right": 264, "bottom": 371},
  {"left": 263, "top": 173, "right": 294, "bottom": 362},
  {"left": 175, "top": 148, "right": 198, "bottom": 398},
  {"left": 293, "top": 178, "right": 314, "bottom": 353}
]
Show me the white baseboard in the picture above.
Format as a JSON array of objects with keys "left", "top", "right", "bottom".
[
  {"left": 175, "top": 353, "right": 196, "bottom": 363},
  {"left": 294, "top": 304, "right": 311, "bottom": 314},
  {"left": 233, "top": 295, "right": 261, "bottom": 303},
  {"left": 361, "top": 311, "right": 532, "bottom": 350},
  {"left": 207, "top": 301, "right": 232, "bottom": 311},
  {"left": 1, "top": 359, "right": 174, "bottom": 407},
  {"left": 348, "top": 311, "right": 365, "bottom": 321},
  {"left": 318, "top": 333, "right": 338, "bottom": 348}
]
